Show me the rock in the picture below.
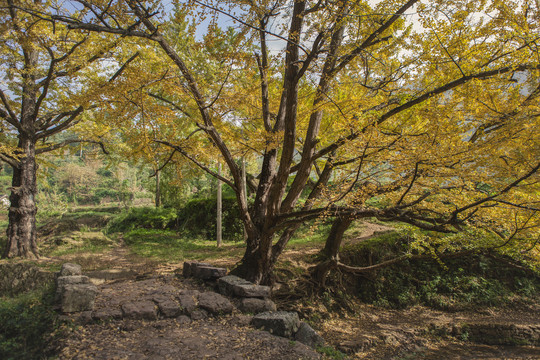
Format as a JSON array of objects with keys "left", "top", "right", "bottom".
[
  {"left": 464, "top": 323, "right": 540, "bottom": 346},
  {"left": 157, "top": 300, "right": 182, "bottom": 318},
  {"left": 59, "top": 263, "right": 82, "bottom": 276},
  {"left": 121, "top": 301, "right": 158, "bottom": 320},
  {"left": 234, "top": 284, "right": 271, "bottom": 298},
  {"left": 251, "top": 311, "right": 300, "bottom": 338},
  {"left": 239, "top": 298, "right": 276, "bottom": 314},
  {"left": 230, "top": 314, "right": 253, "bottom": 326},
  {"left": 190, "top": 309, "right": 208, "bottom": 320},
  {"left": 92, "top": 308, "right": 123, "bottom": 321},
  {"left": 197, "top": 291, "right": 234, "bottom": 315},
  {"left": 61, "top": 283, "right": 98, "bottom": 313},
  {"left": 218, "top": 275, "right": 270, "bottom": 298},
  {"left": 177, "top": 291, "right": 199, "bottom": 315},
  {"left": 295, "top": 322, "right": 325, "bottom": 348},
  {"left": 75, "top": 311, "right": 94, "bottom": 325},
  {"left": 86, "top": 269, "right": 138, "bottom": 282},
  {"left": 55, "top": 275, "right": 91, "bottom": 302},
  {"left": 176, "top": 315, "right": 192, "bottom": 324},
  {"left": 56, "top": 275, "right": 90, "bottom": 288},
  {"left": 182, "top": 261, "right": 210, "bottom": 278},
  {"left": 192, "top": 265, "right": 227, "bottom": 280},
  {"left": 218, "top": 275, "right": 251, "bottom": 296}
]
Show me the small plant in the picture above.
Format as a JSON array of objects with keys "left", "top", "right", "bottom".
[{"left": 316, "top": 345, "right": 348, "bottom": 359}]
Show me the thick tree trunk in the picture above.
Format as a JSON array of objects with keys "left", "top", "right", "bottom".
[
  {"left": 3, "top": 138, "right": 38, "bottom": 259},
  {"left": 231, "top": 233, "right": 276, "bottom": 284}
]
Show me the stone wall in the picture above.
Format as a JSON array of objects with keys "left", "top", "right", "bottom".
[{"left": 0, "top": 262, "right": 55, "bottom": 296}]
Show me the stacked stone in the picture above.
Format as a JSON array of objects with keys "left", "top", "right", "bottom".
[
  {"left": 217, "top": 275, "right": 276, "bottom": 313},
  {"left": 56, "top": 263, "right": 97, "bottom": 313},
  {"left": 182, "top": 261, "right": 324, "bottom": 348}
]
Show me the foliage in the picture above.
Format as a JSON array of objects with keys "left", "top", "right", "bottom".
[
  {"left": 176, "top": 196, "right": 244, "bottom": 241},
  {"left": 339, "top": 233, "right": 540, "bottom": 310},
  {"left": 107, "top": 207, "right": 178, "bottom": 233},
  {"left": 0, "top": 284, "right": 61, "bottom": 359}
]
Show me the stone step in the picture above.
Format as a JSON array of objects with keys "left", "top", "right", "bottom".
[
  {"left": 183, "top": 261, "right": 227, "bottom": 280},
  {"left": 217, "top": 275, "right": 270, "bottom": 298}
]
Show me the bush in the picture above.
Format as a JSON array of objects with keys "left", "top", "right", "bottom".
[
  {"left": 0, "top": 284, "right": 61, "bottom": 359},
  {"left": 107, "top": 207, "right": 178, "bottom": 233},
  {"left": 175, "top": 197, "right": 243, "bottom": 241},
  {"left": 339, "top": 234, "right": 540, "bottom": 310}
]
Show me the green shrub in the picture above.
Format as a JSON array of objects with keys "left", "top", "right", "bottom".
[
  {"left": 107, "top": 207, "right": 178, "bottom": 233},
  {"left": 175, "top": 197, "right": 243, "bottom": 241},
  {"left": 339, "top": 234, "right": 540, "bottom": 310},
  {"left": 0, "top": 284, "right": 61, "bottom": 359}
]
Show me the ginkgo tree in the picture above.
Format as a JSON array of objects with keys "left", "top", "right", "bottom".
[
  {"left": 0, "top": 0, "right": 139, "bottom": 258},
  {"left": 49, "top": 0, "right": 539, "bottom": 284}
]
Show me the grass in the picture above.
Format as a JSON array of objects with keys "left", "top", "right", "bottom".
[
  {"left": 316, "top": 344, "right": 348, "bottom": 359},
  {"left": 123, "top": 228, "right": 245, "bottom": 263},
  {"left": 0, "top": 284, "right": 62, "bottom": 359},
  {"left": 287, "top": 220, "right": 332, "bottom": 249}
]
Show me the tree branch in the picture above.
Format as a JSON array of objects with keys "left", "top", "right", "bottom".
[{"left": 155, "top": 140, "right": 237, "bottom": 191}]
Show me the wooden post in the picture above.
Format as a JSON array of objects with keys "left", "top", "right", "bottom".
[
  {"left": 217, "top": 162, "right": 222, "bottom": 247},
  {"left": 155, "top": 169, "right": 161, "bottom": 207},
  {"left": 242, "top": 157, "right": 248, "bottom": 240}
]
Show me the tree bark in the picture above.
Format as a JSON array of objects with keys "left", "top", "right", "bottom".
[
  {"left": 4, "top": 137, "right": 38, "bottom": 259},
  {"left": 312, "top": 216, "right": 353, "bottom": 286},
  {"left": 231, "top": 231, "right": 276, "bottom": 284}
]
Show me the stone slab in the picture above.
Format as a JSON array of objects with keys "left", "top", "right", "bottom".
[
  {"left": 157, "top": 300, "right": 182, "bottom": 318},
  {"left": 239, "top": 298, "right": 276, "bottom": 314},
  {"left": 191, "top": 265, "right": 227, "bottom": 280},
  {"left": 59, "top": 263, "right": 82, "bottom": 277},
  {"left": 197, "top": 291, "right": 234, "bottom": 315},
  {"left": 295, "top": 322, "right": 325, "bottom": 348},
  {"left": 217, "top": 275, "right": 270, "bottom": 298},
  {"left": 121, "top": 301, "right": 158, "bottom": 320},
  {"left": 61, "top": 283, "right": 98, "bottom": 313},
  {"left": 251, "top": 311, "right": 300, "bottom": 338}
]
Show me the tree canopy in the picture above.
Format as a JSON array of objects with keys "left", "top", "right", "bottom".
[{"left": 3, "top": 0, "right": 539, "bottom": 283}]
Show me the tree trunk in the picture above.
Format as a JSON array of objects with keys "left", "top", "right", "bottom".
[
  {"left": 3, "top": 138, "right": 38, "bottom": 259},
  {"left": 312, "top": 217, "right": 352, "bottom": 286},
  {"left": 231, "top": 233, "right": 276, "bottom": 284}
]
